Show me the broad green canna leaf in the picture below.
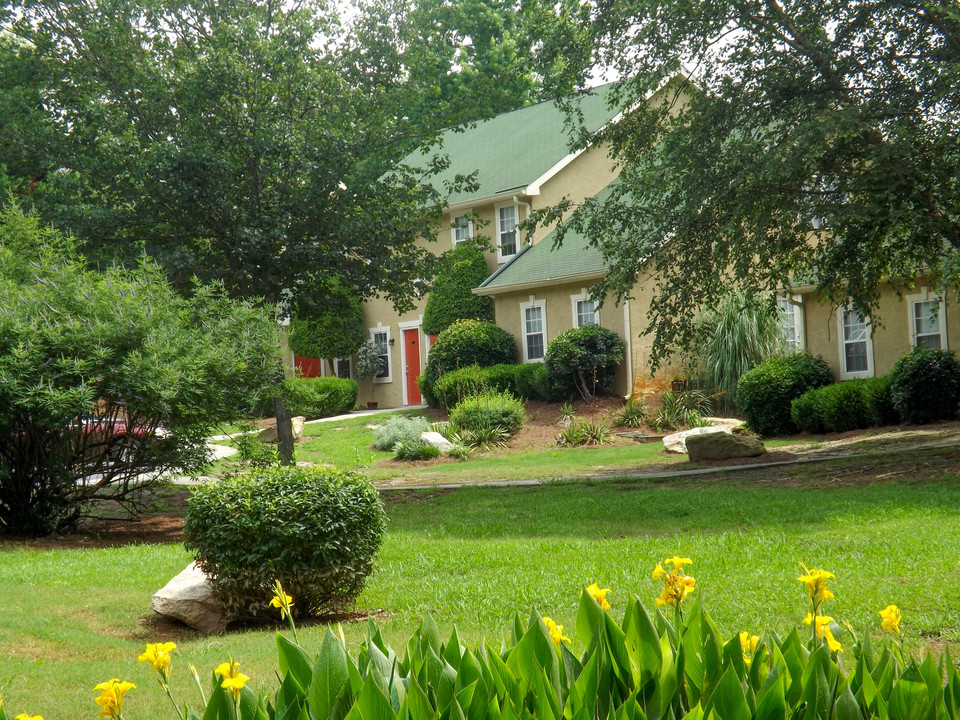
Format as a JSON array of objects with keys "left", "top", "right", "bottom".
[
  {"left": 277, "top": 632, "right": 313, "bottom": 695},
  {"left": 311, "top": 630, "right": 350, "bottom": 720},
  {"left": 833, "top": 680, "right": 864, "bottom": 720},
  {"left": 753, "top": 674, "right": 786, "bottom": 720},
  {"left": 577, "top": 586, "right": 608, "bottom": 647},
  {"left": 622, "top": 595, "right": 663, "bottom": 687},
  {"left": 703, "top": 666, "right": 751, "bottom": 720},
  {"left": 357, "top": 671, "right": 398, "bottom": 720},
  {"left": 888, "top": 664, "right": 932, "bottom": 720}
]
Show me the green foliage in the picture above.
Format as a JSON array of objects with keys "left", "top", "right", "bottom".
[
  {"left": 889, "top": 348, "right": 960, "bottom": 424},
  {"left": 654, "top": 390, "right": 713, "bottom": 431},
  {"left": 614, "top": 397, "right": 649, "bottom": 428},
  {"left": 231, "top": 430, "right": 281, "bottom": 469},
  {"left": 393, "top": 439, "right": 442, "bottom": 461},
  {"left": 531, "top": 2, "right": 960, "bottom": 370},
  {"left": 112, "top": 585, "right": 960, "bottom": 720},
  {"left": 355, "top": 341, "right": 387, "bottom": 384},
  {"left": 791, "top": 381, "right": 873, "bottom": 434},
  {"left": 0, "top": 207, "right": 280, "bottom": 536},
  {"left": 183, "top": 465, "right": 386, "bottom": 618},
  {"left": 433, "top": 365, "right": 491, "bottom": 411},
  {"left": 556, "top": 418, "right": 613, "bottom": 446},
  {"left": 449, "top": 391, "right": 525, "bottom": 437},
  {"left": 737, "top": 354, "right": 834, "bottom": 436},
  {"left": 420, "top": 320, "right": 518, "bottom": 408},
  {"left": 693, "top": 289, "right": 784, "bottom": 410},
  {"left": 558, "top": 402, "right": 576, "bottom": 424},
  {"left": 288, "top": 281, "right": 364, "bottom": 360},
  {"left": 544, "top": 325, "right": 624, "bottom": 400},
  {"left": 422, "top": 243, "right": 495, "bottom": 335},
  {"left": 513, "top": 362, "right": 555, "bottom": 401},
  {"left": 280, "top": 377, "right": 358, "bottom": 419},
  {"left": 460, "top": 423, "right": 512, "bottom": 449},
  {"left": 371, "top": 415, "right": 431, "bottom": 451}
]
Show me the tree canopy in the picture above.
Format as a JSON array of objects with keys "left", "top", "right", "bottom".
[
  {"left": 422, "top": 241, "right": 495, "bottom": 336},
  {"left": 532, "top": 0, "right": 960, "bottom": 367},
  {"left": 0, "top": 0, "right": 569, "bottom": 316}
]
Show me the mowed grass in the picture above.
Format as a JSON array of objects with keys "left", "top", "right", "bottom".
[{"left": 3, "top": 459, "right": 960, "bottom": 717}]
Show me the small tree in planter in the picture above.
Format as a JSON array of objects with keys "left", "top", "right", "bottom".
[{"left": 355, "top": 341, "right": 386, "bottom": 408}]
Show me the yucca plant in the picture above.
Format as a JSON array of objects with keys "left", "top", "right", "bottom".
[
  {"left": 694, "top": 289, "right": 784, "bottom": 412},
  {"left": 614, "top": 397, "right": 649, "bottom": 428},
  {"left": 656, "top": 390, "right": 714, "bottom": 431}
]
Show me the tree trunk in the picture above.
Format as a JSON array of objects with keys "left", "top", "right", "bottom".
[{"left": 273, "top": 396, "right": 294, "bottom": 465}]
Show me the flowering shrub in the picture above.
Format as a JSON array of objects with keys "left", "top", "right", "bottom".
[{"left": 1, "top": 563, "right": 950, "bottom": 720}]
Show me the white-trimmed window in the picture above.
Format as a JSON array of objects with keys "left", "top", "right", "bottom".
[
  {"left": 369, "top": 325, "right": 392, "bottom": 382},
  {"left": 838, "top": 304, "right": 874, "bottom": 379},
  {"left": 906, "top": 288, "right": 947, "bottom": 350},
  {"left": 520, "top": 296, "right": 546, "bottom": 362},
  {"left": 334, "top": 357, "right": 352, "bottom": 379},
  {"left": 451, "top": 213, "right": 473, "bottom": 246},
  {"left": 778, "top": 295, "right": 805, "bottom": 352},
  {"left": 496, "top": 204, "right": 518, "bottom": 262},
  {"left": 571, "top": 288, "right": 599, "bottom": 327}
]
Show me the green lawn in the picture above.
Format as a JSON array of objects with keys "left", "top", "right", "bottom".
[{"left": 2, "top": 453, "right": 959, "bottom": 718}]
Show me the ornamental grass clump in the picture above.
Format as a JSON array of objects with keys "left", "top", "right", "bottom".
[{"left": 183, "top": 465, "right": 386, "bottom": 619}]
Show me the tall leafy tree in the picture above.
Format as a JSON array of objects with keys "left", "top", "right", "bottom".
[
  {"left": 532, "top": 0, "right": 960, "bottom": 367},
  {"left": 1, "top": 0, "right": 465, "bottom": 314}
]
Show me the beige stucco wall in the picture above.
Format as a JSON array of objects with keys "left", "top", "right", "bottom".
[
  {"left": 800, "top": 280, "right": 957, "bottom": 380},
  {"left": 492, "top": 281, "right": 630, "bottom": 396}
]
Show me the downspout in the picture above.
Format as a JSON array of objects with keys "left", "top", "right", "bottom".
[
  {"left": 623, "top": 298, "right": 634, "bottom": 398},
  {"left": 513, "top": 195, "right": 532, "bottom": 246}
]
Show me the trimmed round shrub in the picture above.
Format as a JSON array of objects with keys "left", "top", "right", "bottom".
[
  {"left": 791, "top": 380, "right": 871, "bottom": 434},
  {"left": 514, "top": 362, "right": 555, "bottom": 401},
  {"left": 393, "top": 440, "right": 442, "bottom": 461},
  {"left": 420, "top": 320, "right": 517, "bottom": 407},
  {"left": 737, "top": 353, "right": 834, "bottom": 436},
  {"left": 184, "top": 465, "right": 386, "bottom": 618},
  {"left": 280, "top": 377, "right": 358, "bottom": 418},
  {"left": 422, "top": 244, "right": 495, "bottom": 336},
  {"left": 434, "top": 365, "right": 491, "bottom": 411},
  {"left": 862, "top": 375, "right": 899, "bottom": 426},
  {"left": 449, "top": 390, "right": 525, "bottom": 436},
  {"left": 889, "top": 348, "right": 960, "bottom": 424},
  {"left": 544, "top": 325, "right": 624, "bottom": 400}
]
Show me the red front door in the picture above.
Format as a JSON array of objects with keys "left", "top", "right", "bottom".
[{"left": 403, "top": 328, "right": 422, "bottom": 405}]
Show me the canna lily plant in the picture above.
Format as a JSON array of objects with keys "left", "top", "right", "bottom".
[{"left": 2, "top": 565, "right": 956, "bottom": 720}]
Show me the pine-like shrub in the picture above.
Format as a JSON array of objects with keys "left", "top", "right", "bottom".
[
  {"left": 434, "top": 365, "right": 491, "bottom": 411},
  {"left": 449, "top": 391, "right": 525, "bottom": 436},
  {"left": 420, "top": 320, "right": 517, "bottom": 407},
  {"left": 422, "top": 243, "right": 495, "bottom": 336},
  {"left": 371, "top": 415, "right": 430, "bottom": 451},
  {"left": 544, "top": 325, "right": 624, "bottom": 400},
  {"left": 280, "top": 377, "right": 358, "bottom": 418},
  {"left": 737, "top": 353, "right": 834, "bottom": 436},
  {"left": 889, "top": 348, "right": 960, "bottom": 424},
  {"left": 183, "top": 465, "right": 386, "bottom": 619}
]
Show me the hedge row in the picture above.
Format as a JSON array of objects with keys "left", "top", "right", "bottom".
[
  {"left": 432, "top": 363, "right": 554, "bottom": 410},
  {"left": 279, "top": 377, "right": 358, "bottom": 418}
]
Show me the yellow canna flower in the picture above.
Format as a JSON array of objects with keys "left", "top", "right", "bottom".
[
  {"left": 665, "top": 556, "right": 693, "bottom": 571},
  {"left": 215, "top": 661, "right": 250, "bottom": 700},
  {"left": 651, "top": 563, "right": 666, "bottom": 580},
  {"left": 802, "top": 613, "right": 835, "bottom": 639},
  {"left": 879, "top": 605, "right": 902, "bottom": 635},
  {"left": 270, "top": 580, "right": 294, "bottom": 619},
  {"left": 585, "top": 583, "right": 612, "bottom": 611},
  {"left": 823, "top": 627, "right": 843, "bottom": 653},
  {"left": 137, "top": 642, "right": 176, "bottom": 680},
  {"left": 15, "top": 715, "right": 44, "bottom": 720},
  {"left": 543, "top": 617, "right": 571, "bottom": 645},
  {"left": 739, "top": 631, "right": 759, "bottom": 654},
  {"left": 93, "top": 679, "right": 135, "bottom": 719},
  {"left": 798, "top": 567, "right": 835, "bottom": 600}
]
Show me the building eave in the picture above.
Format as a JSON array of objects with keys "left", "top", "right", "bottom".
[{"left": 474, "top": 270, "right": 606, "bottom": 297}]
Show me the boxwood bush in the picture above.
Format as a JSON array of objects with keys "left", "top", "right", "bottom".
[
  {"left": 737, "top": 353, "right": 833, "bottom": 436},
  {"left": 449, "top": 390, "right": 525, "bottom": 436},
  {"left": 421, "top": 243, "right": 495, "bottom": 336},
  {"left": 544, "top": 325, "right": 624, "bottom": 400},
  {"left": 889, "top": 347, "right": 960, "bottom": 424},
  {"left": 279, "top": 377, "right": 358, "bottom": 418},
  {"left": 419, "top": 320, "right": 517, "bottom": 407},
  {"left": 791, "top": 376, "right": 900, "bottom": 434},
  {"left": 183, "top": 465, "right": 386, "bottom": 619},
  {"left": 434, "top": 365, "right": 491, "bottom": 411}
]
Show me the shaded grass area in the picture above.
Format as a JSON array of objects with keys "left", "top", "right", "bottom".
[{"left": 3, "top": 456, "right": 960, "bottom": 717}]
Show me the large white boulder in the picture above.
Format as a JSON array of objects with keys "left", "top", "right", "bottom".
[
  {"left": 420, "top": 431, "right": 454, "bottom": 453},
  {"left": 258, "top": 416, "right": 306, "bottom": 443},
  {"left": 152, "top": 562, "right": 229, "bottom": 634},
  {"left": 662, "top": 425, "right": 732, "bottom": 454}
]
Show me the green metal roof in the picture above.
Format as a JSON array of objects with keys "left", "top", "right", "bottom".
[
  {"left": 406, "top": 84, "right": 620, "bottom": 206},
  {"left": 476, "top": 216, "right": 608, "bottom": 294}
]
